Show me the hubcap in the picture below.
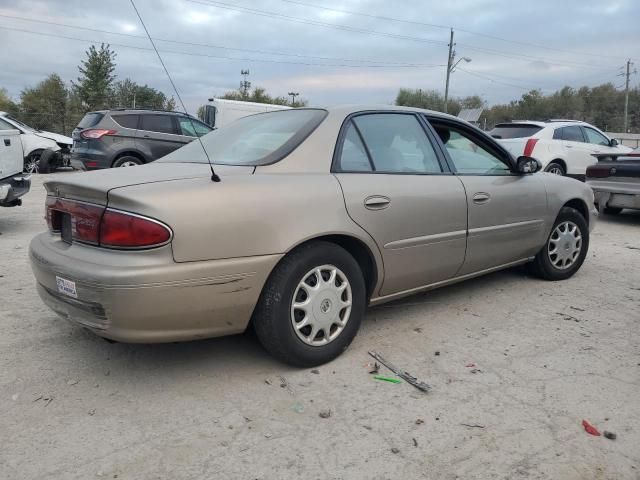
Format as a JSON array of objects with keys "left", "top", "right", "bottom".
[
  {"left": 547, "top": 221, "right": 582, "bottom": 270},
  {"left": 290, "top": 265, "right": 352, "bottom": 347},
  {"left": 119, "top": 161, "right": 138, "bottom": 167}
]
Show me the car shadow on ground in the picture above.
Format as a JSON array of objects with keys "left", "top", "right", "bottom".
[
  {"left": 597, "top": 209, "right": 640, "bottom": 227},
  {"left": 54, "top": 266, "right": 531, "bottom": 379}
]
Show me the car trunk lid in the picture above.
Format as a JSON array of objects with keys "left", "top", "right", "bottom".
[{"left": 44, "top": 163, "right": 254, "bottom": 204}]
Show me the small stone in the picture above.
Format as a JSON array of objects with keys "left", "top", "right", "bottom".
[
  {"left": 264, "top": 433, "right": 272, "bottom": 438},
  {"left": 11, "top": 393, "right": 19, "bottom": 401},
  {"left": 391, "top": 447, "right": 400, "bottom": 454},
  {"left": 603, "top": 431, "right": 617, "bottom": 440},
  {"left": 67, "top": 379, "right": 78, "bottom": 386},
  {"left": 415, "top": 418, "right": 424, "bottom": 425},
  {"left": 434, "top": 351, "right": 440, "bottom": 356},
  {"left": 88, "top": 409, "right": 96, "bottom": 416},
  {"left": 319, "top": 409, "right": 332, "bottom": 419},
  {"left": 310, "top": 369, "right": 320, "bottom": 374}
]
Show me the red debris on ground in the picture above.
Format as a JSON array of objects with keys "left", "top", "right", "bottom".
[{"left": 582, "top": 419, "right": 601, "bottom": 436}]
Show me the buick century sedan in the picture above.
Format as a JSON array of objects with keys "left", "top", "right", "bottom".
[{"left": 30, "top": 106, "right": 597, "bottom": 366}]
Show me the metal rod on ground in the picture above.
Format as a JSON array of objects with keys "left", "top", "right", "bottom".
[{"left": 368, "top": 351, "right": 431, "bottom": 393}]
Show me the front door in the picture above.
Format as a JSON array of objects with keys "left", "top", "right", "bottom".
[
  {"left": 427, "top": 117, "right": 547, "bottom": 275},
  {"left": 334, "top": 112, "right": 468, "bottom": 296}
]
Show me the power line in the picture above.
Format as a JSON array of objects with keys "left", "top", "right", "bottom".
[
  {"left": 278, "top": 0, "right": 634, "bottom": 62},
  {"left": 0, "top": 25, "right": 443, "bottom": 69},
  {"left": 0, "top": 13, "right": 440, "bottom": 67},
  {"left": 186, "top": 0, "right": 617, "bottom": 69}
]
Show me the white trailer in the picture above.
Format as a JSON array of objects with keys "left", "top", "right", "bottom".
[{"left": 202, "top": 99, "right": 291, "bottom": 129}]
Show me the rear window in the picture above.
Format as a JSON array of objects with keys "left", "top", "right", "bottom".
[
  {"left": 77, "top": 113, "right": 104, "bottom": 129},
  {"left": 140, "top": 114, "right": 176, "bottom": 134},
  {"left": 111, "top": 114, "right": 139, "bottom": 129},
  {"left": 159, "top": 109, "right": 327, "bottom": 166},
  {"left": 489, "top": 124, "right": 542, "bottom": 139}
]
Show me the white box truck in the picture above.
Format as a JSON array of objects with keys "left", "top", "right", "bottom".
[{"left": 0, "top": 129, "right": 31, "bottom": 207}]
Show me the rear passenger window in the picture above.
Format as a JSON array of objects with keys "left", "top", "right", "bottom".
[
  {"left": 345, "top": 114, "right": 442, "bottom": 174},
  {"left": 112, "top": 115, "right": 139, "bottom": 129},
  {"left": 337, "top": 123, "right": 372, "bottom": 171},
  {"left": 555, "top": 126, "right": 584, "bottom": 142},
  {"left": 140, "top": 115, "right": 176, "bottom": 134}
]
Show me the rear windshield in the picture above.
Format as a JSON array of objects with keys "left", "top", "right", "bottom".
[
  {"left": 489, "top": 124, "right": 542, "bottom": 139},
  {"left": 77, "top": 112, "right": 104, "bottom": 129},
  {"left": 159, "top": 109, "right": 327, "bottom": 166}
]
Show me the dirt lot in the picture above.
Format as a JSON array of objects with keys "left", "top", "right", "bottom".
[{"left": 1, "top": 173, "right": 639, "bottom": 480}]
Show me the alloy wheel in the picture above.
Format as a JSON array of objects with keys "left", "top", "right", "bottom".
[{"left": 290, "top": 264, "right": 352, "bottom": 346}]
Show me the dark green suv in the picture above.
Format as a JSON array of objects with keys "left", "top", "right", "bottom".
[{"left": 70, "top": 109, "right": 212, "bottom": 170}]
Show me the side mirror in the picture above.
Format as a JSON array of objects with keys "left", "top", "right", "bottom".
[
  {"left": 610, "top": 138, "right": 619, "bottom": 147},
  {"left": 516, "top": 156, "right": 542, "bottom": 174}
]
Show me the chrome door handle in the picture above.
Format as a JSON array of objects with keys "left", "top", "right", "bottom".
[
  {"left": 472, "top": 192, "right": 490, "bottom": 205},
  {"left": 364, "top": 196, "right": 391, "bottom": 210}
]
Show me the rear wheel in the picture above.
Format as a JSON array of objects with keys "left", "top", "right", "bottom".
[
  {"left": 530, "top": 207, "right": 589, "bottom": 281},
  {"left": 253, "top": 241, "right": 366, "bottom": 367},
  {"left": 113, "top": 156, "right": 143, "bottom": 168},
  {"left": 603, "top": 206, "right": 623, "bottom": 215},
  {"left": 545, "top": 161, "right": 565, "bottom": 176}
]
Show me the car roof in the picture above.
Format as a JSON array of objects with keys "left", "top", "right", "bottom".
[
  {"left": 321, "top": 104, "right": 463, "bottom": 122},
  {"left": 494, "top": 119, "right": 591, "bottom": 129}
]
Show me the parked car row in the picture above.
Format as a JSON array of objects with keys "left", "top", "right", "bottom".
[
  {"left": 489, "top": 119, "right": 631, "bottom": 179},
  {"left": 29, "top": 106, "right": 597, "bottom": 366}
]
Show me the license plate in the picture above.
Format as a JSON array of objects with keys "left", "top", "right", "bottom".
[{"left": 56, "top": 276, "right": 77, "bottom": 298}]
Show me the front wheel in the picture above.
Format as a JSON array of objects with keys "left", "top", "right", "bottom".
[
  {"left": 113, "top": 156, "right": 143, "bottom": 168},
  {"left": 530, "top": 207, "right": 589, "bottom": 280},
  {"left": 253, "top": 241, "right": 366, "bottom": 367}
]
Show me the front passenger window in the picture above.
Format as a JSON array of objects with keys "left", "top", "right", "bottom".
[{"left": 432, "top": 125, "right": 512, "bottom": 175}]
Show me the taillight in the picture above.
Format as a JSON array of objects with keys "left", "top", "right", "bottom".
[
  {"left": 100, "top": 210, "right": 172, "bottom": 248},
  {"left": 46, "top": 197, "right": 104, "bottom": 244},
  {"left": 586, "top": 165, "right": 615, "bottom": 178},
  {"left": 80, "top": 129, "right": 117, "bottom": 139},
  {"left": 45, "top": 198, "right": 171, "bottom": 249},
  {"left": 523, "top": 138, "right": 539, "bottom": 157}
]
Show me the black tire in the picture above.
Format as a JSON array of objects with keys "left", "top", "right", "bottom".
[
  {"left": 545, "top": 161, "right": 565, "bottom": 176},
  {"left": 530, "top": 207, "right": 589, "bottom": 281},
  {"left": 603, "top": 206, "right": 623, "bottom": 215},
  {"left": 253, "top": 241, "right": 366, "bottom": 367},
  {"left": 38, "top": 149, "right": 58, "bottom": 174},
  {"left": 112, "top": 156, "right": 143, "bottom": 168}
]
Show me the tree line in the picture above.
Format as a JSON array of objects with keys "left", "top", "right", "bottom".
[
  {"left": 0, "top": 44, "right": 176, "bottom": 136},
  {"left": 396, "top": 83, "right": 640, "bottom": 133}
]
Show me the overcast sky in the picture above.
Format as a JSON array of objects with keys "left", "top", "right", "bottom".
[{"left": 0, "top": 0, "right": 638, "bottom": 113}]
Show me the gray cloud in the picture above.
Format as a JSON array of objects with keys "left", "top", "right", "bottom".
[{"left": 0, "top": 0, "right": 637, "bottom": 113}]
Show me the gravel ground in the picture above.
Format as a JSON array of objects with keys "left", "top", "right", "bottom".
[{"left": 1, "top": 173, "right": 639, "bottom": 480}]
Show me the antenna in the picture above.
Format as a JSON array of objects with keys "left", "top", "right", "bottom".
[{"left": 128, "top": 0, "right": 220, "bottom": 182}]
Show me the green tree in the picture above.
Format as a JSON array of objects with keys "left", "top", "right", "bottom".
[
  {"left": 221, "top": 86, "right": 304, "bottom": 106},
  {"left": 19, "top": 74, "right": 69, "bottom": 133},
  {"left": 73, "top": 43, "right": 116, "bottom": 110},
  {"left": 0, "top": 87, "right": 18, "bottom": 113},
  {"left": 111, "top": 79, "right": 176, "bottom": 110}
]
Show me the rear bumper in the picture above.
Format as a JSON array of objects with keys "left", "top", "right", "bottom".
[
  {"left": 29, "top": 233, "right": 281, "bottom": 342},
  {"left": 70, "top": 150, "right": 112, "bottom": 170},
  {"left": 0, "top": 174, "right": 31, "bottom": 206},
  {"left": 590, "top": 180, "right": 640, "bottom": 211}
]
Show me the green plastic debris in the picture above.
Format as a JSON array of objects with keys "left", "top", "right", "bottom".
[{"left": 374, "top": 375, "right": 402, "bottom": 384}]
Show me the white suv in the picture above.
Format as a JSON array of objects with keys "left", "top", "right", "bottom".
[{"left": 489, "top": 120, "right": 631, "bottom": 180}]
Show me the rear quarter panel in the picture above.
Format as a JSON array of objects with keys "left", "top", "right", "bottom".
[{"left": 106, "top": 173, "right": 383, "bottom": 273}]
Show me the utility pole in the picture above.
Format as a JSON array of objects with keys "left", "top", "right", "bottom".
[
  {"left": 288, "top": 91, "right": 299, "bottom": 106},
  {"left": 444, "top": 29, "right": 454, "bottom": 114},
  {"left": 622, "top": 59, "right": 636, "bottom": 133},
  {"left": 240, "top": 69, "right": 251, "bottom": 98}
]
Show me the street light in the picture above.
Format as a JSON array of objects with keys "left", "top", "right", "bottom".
[
  {"left": 444, "top": 52, "right": 471, "bottom": 113},
  {"left": 288, "top": 91, "right": 300, "bottom": 106}
]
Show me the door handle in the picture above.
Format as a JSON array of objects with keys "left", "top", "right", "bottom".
[
  {"left": 566, "top": 145, "right": 573, "bottom": 148},
  {"left": 3, "top": 139, "right": 9, "bottom": 146},
  {"left": 364, "top": 196, "right": 391, "bottom": 210},
  {"left": 472, "top": 192, "right": 491, "bottom": 205}
]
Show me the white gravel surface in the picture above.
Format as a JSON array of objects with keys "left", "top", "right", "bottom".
[{"left": 1, "top": 173, "right": 639, "bottom": 479}]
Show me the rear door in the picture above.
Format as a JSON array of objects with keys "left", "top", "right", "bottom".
[
  {"left": 136, "top": 114, "right": 184, "bottom": 160},
  {"left": 554, "top": 125, "right": 593, "bottom": 177},
  {"left": 427, "top": 117, "right": 547, "bottom": 275},
  {"left": 334, "top": 112, "right": 468, "bottom": 296}
]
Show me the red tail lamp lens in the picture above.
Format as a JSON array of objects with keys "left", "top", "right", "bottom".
[{"left": 99, "top": 210, "right": 171, "bottom": 248}]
